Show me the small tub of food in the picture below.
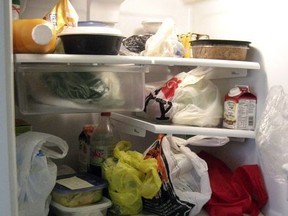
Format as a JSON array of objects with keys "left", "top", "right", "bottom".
[
  {"left": 50, "top": 197, "right": 112, "bottom": 216},
  {"left": 51, "top": 173, "right": 107, "bottom": 207},
  {"left": 190, "top": 39, "right": 251, "bottom": 60},
  {"left": 58, "top": 21, "right": 124, "bottom": 55}
]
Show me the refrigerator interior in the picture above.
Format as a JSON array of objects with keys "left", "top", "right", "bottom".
[{"left": 12, "top": 0, "right": 288, "bottom": 215}]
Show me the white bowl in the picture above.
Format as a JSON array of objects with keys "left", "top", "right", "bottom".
[{"left": 142, "top": 20, "right": 163, "bottom": 33}]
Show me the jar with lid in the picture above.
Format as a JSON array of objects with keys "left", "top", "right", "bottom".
[{"left": 89, "top": 112, "right": 118, "bottom": 177}]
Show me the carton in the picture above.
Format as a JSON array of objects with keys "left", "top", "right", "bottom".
[{"left": 223, "top": 86, "right": 257, "bottom": 130}]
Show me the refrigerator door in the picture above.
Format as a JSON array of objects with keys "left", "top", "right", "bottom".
[{"left": 0, "top": 0, "right": 18, "bottom": 216}]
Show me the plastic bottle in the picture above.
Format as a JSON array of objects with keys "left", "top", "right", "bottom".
[
  {"left": 78, "top": 124, "right": 95, "bottom": 173},
  {"left": 89, "top": 112, "right": 118, "bottom": 177},
  {"left": 13, "top": 19, "right": 57, "bottom": 53}
]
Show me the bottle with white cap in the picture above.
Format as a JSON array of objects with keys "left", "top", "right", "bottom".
[{"left": 13, "top": 19, "right": 57, "bottom": 53}]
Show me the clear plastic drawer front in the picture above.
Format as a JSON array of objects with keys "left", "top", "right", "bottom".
[{"left": 15, "top": 64, "right": 147, "bottom": 114}]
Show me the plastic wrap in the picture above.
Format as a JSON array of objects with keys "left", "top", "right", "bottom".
[{"left": 256, "top": 85, "right": 288, "bottom": 183}]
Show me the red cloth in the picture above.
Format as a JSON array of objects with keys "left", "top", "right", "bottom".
[{"left": 198, "top": 151, "right": 268, "bottom": 216}]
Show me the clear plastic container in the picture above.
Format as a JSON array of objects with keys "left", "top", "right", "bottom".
[
  {"left": 50, "top": 197, "right": 112, "bottom": 216},
  {"left": 15, "top": 64, "right": 147, "bottom": 114},
  {"left": 51, "top": 173, "right": 107, "bottom": 207},
  {"left": 190, "top": 39, "right": 250, "bottom": 60}
]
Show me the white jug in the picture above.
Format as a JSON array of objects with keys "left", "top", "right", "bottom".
[{"left": 88, "top": 0, "right": 126, "bottom": 24}]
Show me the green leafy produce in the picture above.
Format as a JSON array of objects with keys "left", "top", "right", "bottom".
[{"left": 42, "top": 72, "right": 109, "bottom": 101}]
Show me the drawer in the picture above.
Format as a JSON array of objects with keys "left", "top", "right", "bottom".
[{"left": 15, "top": 64, "right": 147, "bottom": 114}]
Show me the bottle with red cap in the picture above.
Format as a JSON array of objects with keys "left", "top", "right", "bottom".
[{"left": 89, "top": 112, "right": 118, "bottom": 177}]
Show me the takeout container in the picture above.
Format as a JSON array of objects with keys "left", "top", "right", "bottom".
[
  {"left": 190, "top": 39, "right": 250, "bottom": 60},
  {"left": 51, "top": 173, "right": 107, "bottom": 207},
  {"left": 50, "top": 197, "right": 112, "bottom": 216},
  {"left": 15, "top": 64, "right": 147, "bottom": 114},
  {"left": 58, "top": 21, "right": 124, "bottom": 55}
]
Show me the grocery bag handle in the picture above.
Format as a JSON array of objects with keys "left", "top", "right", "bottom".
[{"left": 40, "top": 135, "right": 69, "bottom": 159}]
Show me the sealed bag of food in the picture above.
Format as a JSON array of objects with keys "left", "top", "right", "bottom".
[{"left": 43, "top": 0, "right": 78, "bottom": 35}]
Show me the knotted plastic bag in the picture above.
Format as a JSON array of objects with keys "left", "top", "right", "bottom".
[
  {"left": 43, "top": 0, "right": 78, "bottom": 35},
  {"left": 16, "top": 131, "right": 69, "bottom": 216},
  {"left": 143, "top": 67, "right": 223, "bottom": 127},
  {"left": 142, "top": 134, "right": 212, "bottom": 216},
  {"left": 142, "top": 18, "right": 184, "bottom": 57},
  {"left": 102, "top": 141, "right": 162, "bottom": 215}
]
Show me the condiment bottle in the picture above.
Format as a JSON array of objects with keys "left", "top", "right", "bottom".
[
  {"left": 13, "top": 19, "right": 57, "bottom": 53},
  {"left": 78, "top": 124, "right": 95, "bottom": 173},
  {"left": 89, "top": 112, "right": 118, "bottom": 177}
]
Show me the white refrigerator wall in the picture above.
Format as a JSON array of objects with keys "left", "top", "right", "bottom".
[{"left": 16, "top": 0, "right": 288, "bottom": 216}]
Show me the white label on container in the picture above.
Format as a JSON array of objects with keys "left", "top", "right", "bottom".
[
  {"left": 56, "top": 176, "right": 93, "bottom": 190},
  {"left": 237, "top": 99, "right": 256, "bottom": 129}
]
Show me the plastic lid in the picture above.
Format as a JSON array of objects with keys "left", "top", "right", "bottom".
[
  {"left": 228, "top": 87, "right": 242, "bottom": 97},
  {"left": 53, "top": 173, "right": 107, "bottom": 194},
  {"left": 32, "top": 24, "right": 53, "bottom": 45},
  {"left": 58, "top": 25, "right": 122, "bottom": 36},
  {"left": 101, "top": 112, "right": 111, "bottom": 116},
  {"left": 78, "top": 21, "right": 110, "bottom": 27},
  {"left": 191, "top": 39, "right": 251, "bottom": 46}
]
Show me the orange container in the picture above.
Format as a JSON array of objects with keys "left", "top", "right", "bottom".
[{"left": 13, "top": 19, "right": 57, "bottom": 53}]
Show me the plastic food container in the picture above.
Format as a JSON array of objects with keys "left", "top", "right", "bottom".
[
  {"left": 141, "top": 19, "right": 163, "bottom": 33},
  {"left": 51, "top": 173, "right": 107, "bottom": 207},
  {"left": 190, "top": 39, "right": 250, "bottom": 60},
  {"left": 58, "top": 21, "right": 124, "bottom": 55},
  {"left": 50, "top": 197, "right": 112, "bottom": 216},
  {"left": 15, "top": 64, "right": 147, "bottom": 114}
]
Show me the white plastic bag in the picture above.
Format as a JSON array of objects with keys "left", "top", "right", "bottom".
[
  {"left": 181, "top": 135, "right": 229, "bottom": 147},
  {"left": 142, "top": 134, "right": 212, "bottom": 216},
  {"left": 142, "top": 18, "right": 184, "bottom": 57},
  {"left": 143, "top": 67, "right": 223, "bottom": 127},
  {"left": 16, "top": 131, "right": 69, "bottom": 216},
  {"left": 256, "top": 85, "right": 288, "bottom": 183}
]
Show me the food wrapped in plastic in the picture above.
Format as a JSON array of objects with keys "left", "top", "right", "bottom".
[
  {"left": 42, "top": 72, "right": 110, "bottom": 102},
  {"left": 122, "top": 34, "right": 152, "bottom": 54},
  {"left": 26, "top": 68, "right": 124, "bottom": 110}
]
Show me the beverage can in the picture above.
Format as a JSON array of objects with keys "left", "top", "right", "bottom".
[{"left": 223, "top": 86, "right": 257, "bottom": 130}]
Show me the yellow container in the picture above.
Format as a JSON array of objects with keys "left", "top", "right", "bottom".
[{"left": 13, "top": 19, "right": 57, "bottom": 53}]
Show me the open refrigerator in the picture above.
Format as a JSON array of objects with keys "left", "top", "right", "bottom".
[{"left": 1, "top": 0, "right": 288, "bottom": 215}]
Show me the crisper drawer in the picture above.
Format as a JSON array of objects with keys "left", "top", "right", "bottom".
[{"left": 15, "top": 64, "right": 147, "bottom": 114}]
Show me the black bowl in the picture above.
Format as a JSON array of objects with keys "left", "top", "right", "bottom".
[{"left": 59, "top": 34, "right": 124, "bottom": 55}]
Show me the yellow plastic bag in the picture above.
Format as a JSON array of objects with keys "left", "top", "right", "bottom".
[
  {"left": 43, "top": 0, "right": 78, "bottom": 35},
  {"left": 102, "top": 141, "right": 162, "bottom": 215}
]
